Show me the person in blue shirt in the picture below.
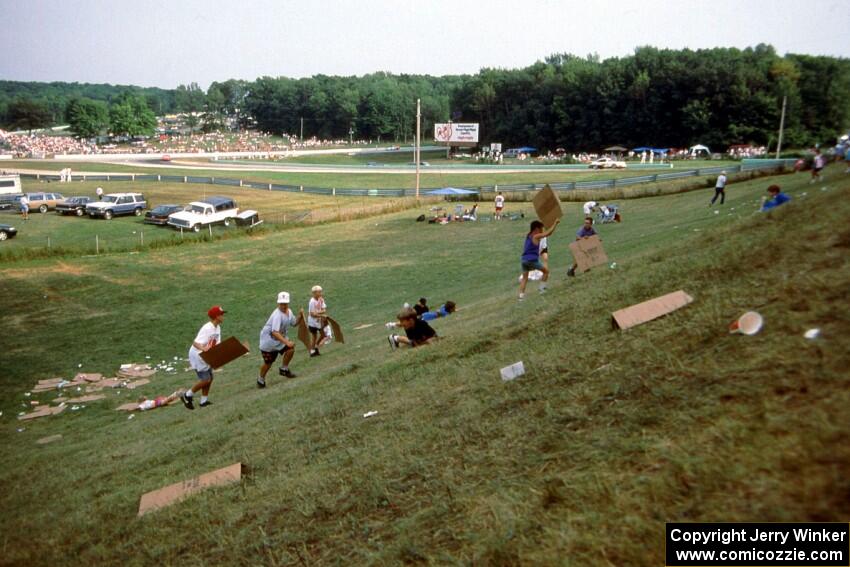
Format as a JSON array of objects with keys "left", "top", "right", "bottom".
[
  {"left": 760, "top": 184, "right": 791, "bottom": 212},
  {"left": 518, "top": 219, "right": 560, "bottom": 300},
  {"left": 421, "top": 301, "right": 456, "bottom": 321},
  {"left": 567, "top": 217, "right": 598, "bottom": 277}
]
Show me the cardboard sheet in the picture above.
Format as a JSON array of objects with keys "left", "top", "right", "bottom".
[
  {"left": 352, "top": 323, "right": 375, "bottom": 330},
  {"left": 37, "top": 378, "right": 64, "bottom": 386},
  {"left": 65, "top": 394, "right": 106, "bottom": 403},
  {"left": 75, "top": 373, "right": 103, "bottom": 382},
  {"left": 125, "top": 379, "right": 151, "bottom": 390},
  {"left": 532, "top": 184, "right": 563, "bottom": 228},
  {"left": 137, "top": 462, "right": 244, "bottom": 516},
  {"left": 200, "top": 337, "right": 250, "bottom": 369},
  {"left": 36, "top": 434, "right": 63, "bottom": 445},
  {"left": 612, "top": 290, "right": 694, "bottom": 330},
  {"left": 296, "top": 311, "right": 311, "bottom": 350},
  {"left": 568, "top": 235, "right": 609, "bottom": 273},
  {"left": 326, "top": 316, "right": 345, "bottom": 344},
  {"left": 18, "top": 404, "right": 66, "bottom": 421}
]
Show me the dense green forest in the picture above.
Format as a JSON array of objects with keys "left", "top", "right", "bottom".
[{"left": 2, "top": 45, "right": 848, "bottom": 150}]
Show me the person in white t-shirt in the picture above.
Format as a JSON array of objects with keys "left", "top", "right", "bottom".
[
  {"left": 180, "top": 305, "right": 225, "bottom": 410},
  {"left": 583, "top": 201, "right": 599, "bottom": 216},
  {"left": 96, "top": 186, "right": 103, "bottom": 200},
  {"left": 308, "top": 285, "right": 328, "bottom": 357},
  {"left": 710, "top": 171, "right": 728, "bottom": 206},
  {"left": 19, "top": 194, "right": 29, "bottom": 220},
  {"left": 494, "top": 192, "right": 505, "bottom": 220},
  {"left": 257, "top": 291, "right": 298, "bottom": 388}
]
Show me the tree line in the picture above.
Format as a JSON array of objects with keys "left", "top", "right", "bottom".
[{"left": 2, "top": 45, "right": 848, "bottom": 150}]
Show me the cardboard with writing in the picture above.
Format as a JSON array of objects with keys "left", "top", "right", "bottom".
[
  {"left": 612, "top": 290, "right": 694, "bottom": 330},
  {"left": 200, "top": 336, "right": 250, "bottom": 369},
  {"left": 532, "top": 184, "right": 563, "bottom": 228},
  {"left": 569, "top": 235, "right": 608, "bottom": 273},
  {"left": 137, "top": 462, "right": 244, "bottom": 516}
]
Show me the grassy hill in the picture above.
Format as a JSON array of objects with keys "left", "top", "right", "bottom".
[{"left": 1, "top": 166, "right": 848, "bottom": 565}]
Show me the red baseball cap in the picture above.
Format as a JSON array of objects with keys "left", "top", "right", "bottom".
[{"left": 207, "top": 306, "right": 226, "bottom": 318}]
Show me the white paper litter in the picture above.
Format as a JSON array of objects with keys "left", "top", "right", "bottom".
[
  {"left": 500, "top": 361, "right": 526, "bottom": 382},
  {"left": 363, "top": 411, "right": 379, "bottom": 418},
  {"left": 804, "top": 328, "right": 821, "bottom": 340}
]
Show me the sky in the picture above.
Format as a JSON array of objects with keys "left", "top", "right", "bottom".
[{"left": 1, "top": 0, "right": 848, "bottom": 89}]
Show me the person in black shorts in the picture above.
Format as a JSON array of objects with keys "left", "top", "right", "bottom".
[
  {"left": 388, "top": 307, "right": 437, "bottom": 349},
  {"left": 413, "top": 298, "right": 429, "bottom": 317}
]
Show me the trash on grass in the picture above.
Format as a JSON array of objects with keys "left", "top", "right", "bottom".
[
  {"left": 729, "top": 311, "right": 763, "bottom": 336},
  {"left": 804, "top": 328, "right": 821, "bottom": 340},
  {"left": 363, "top": 411, "right": 379, "bottom": 418},
  {"left": 500, "top": 361, "right": 526, "bottom": 381}
]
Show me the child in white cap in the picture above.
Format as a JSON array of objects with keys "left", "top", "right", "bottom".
[
  {"left": 308, "top": 285, "right": 328, "bottom": 357},
  {"left": 257, "top": 291, "right": 298, "bottom": 388}
]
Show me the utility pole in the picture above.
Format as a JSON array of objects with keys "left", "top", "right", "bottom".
[
  {"left": 775, "top": 95, "right": 787, "bottom": 159},
  {"left": 446, "top": 119, "right": 451, "bottom": 159},
  {"left": 300, "top": 117, "right": 304, "bottom": 141},
  {"left": 415, "top": 98, "right": 421, "bottom": 199}
]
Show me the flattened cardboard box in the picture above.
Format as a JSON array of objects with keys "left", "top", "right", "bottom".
[
  {"left": 137, "top": 462, "right": 243, "bottom": 516},
  {"left": 532, "top": 184, "right": 563, "bottom": 228},
  {"left": 568, "top": 235, "right": 608, "bottom": 273},
  {"left": 327, "top": 316, "right": 345, "bottom": 344},
  {"left": 612, "top": 290, "right": 694, "bottom": 330},
  {"left": 200, "top": 336, "right": 250, "bottom": 369},
  {"left": 296, "top": 311, "right": 311, "bottom": 350}
]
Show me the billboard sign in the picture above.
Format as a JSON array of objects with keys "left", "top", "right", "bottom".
[{"left": 434, "top": 123, "right": 479, "bottom": 144}]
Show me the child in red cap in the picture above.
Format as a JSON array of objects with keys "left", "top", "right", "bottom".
[{"left": 181, "top": 305, "right": 225, "bottom": 410}]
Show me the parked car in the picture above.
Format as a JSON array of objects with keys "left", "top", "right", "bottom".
[
  {"left": 55, "top": 196, "right": 93, "bottom": 216},
  {"left": 588, "top": 157, "right": 627, "bottom": 169},
  {"left": 144, "top": 204, "right": 184, "bottom": 226},
  {"left": 17, "top": 192, "right": 66, "bottom": 213},
  {"left": 86, "top": 193, "right": 147, "bottom": 220},
  {"left": 0, "top": 223, "right": 18, "bottom": 241},
  {"left": 167, "top": 197, "right": 238, "bottom": 232}
]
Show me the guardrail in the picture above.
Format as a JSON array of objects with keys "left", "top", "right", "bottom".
[{"left": 19, "top": 159, "right": 796, "bottom": 198}]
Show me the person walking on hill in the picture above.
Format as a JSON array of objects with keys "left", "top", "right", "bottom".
[
  {"left": 181, "top": 306, "right": 225, "bottom": 410},
  {"left": 308, "top": 285, "right": 328, "bottom": 357},
  {"left": 518, "top": 219, "right": 560, "bottom": 300},
  {"left": 710, "top": 171, "right": 728, "bottom": 206},
  {"left": 494, "top": 192, "right": 505, "bottom": 220},
  {"left": 811, "top": 149, "right": 826, "bottom": 183},
  {"left": 567, "top": 217, "right": 598, "bottom": 277},
  {"left": 257, "top": 291, "right": 298, "bottom": 388}
]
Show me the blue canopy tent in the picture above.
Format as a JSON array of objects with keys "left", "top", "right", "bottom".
[
  {"left": 427, "top": 187, "right": 479, "bottom": 195},
  {"left": 632, "top": 147, "right": 668, "bottom": 153}
]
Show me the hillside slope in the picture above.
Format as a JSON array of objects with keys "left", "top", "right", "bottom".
[{"left": 1, "top": 168, "right": 848, "bottom": 565}]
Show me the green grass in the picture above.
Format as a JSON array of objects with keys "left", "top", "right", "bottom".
[
  {"left": 0, "top": 166, "right": 848, "bottom": 565},
  {"left": 0, "top": 180, "right": 423, "bottom": 257},
  {"left": 6, "top": 158, "right": 740, "bottom": 190}
]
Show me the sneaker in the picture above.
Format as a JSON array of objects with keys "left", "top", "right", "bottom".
[
  {"left": 257, "top": 378, "right": 266, "bottom": 389},
  {"left": 567, "top": 268, "right": 575, "bottom": 277},
  {"left": 538, "top": 287, "right": 547, "bottom": 294},
  {"left": 518, "top": 293, "right": 525, "bottom": 301},
  {"left": 280, "top": 368, "right": 297, "bottom": 379},
  {"left": 199, "top": 400, "right": 213, "bottom": 407},
  {"left": 310, "top": 349, "right": 319, "bottom": 357},
  {"left": 388, "top": 334, "right": 398, "bottom": 350},
  {"left": 180, "top": 393, "right": 195, "bottom": 410}
]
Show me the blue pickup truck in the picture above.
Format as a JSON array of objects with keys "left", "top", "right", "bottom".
[{"left": 86, "top": 192, "right": 147, "bottom": 220}]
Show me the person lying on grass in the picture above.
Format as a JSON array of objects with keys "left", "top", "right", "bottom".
[
  {"left": 388, "top": 307, "right": 438, "bottom": 349},
  {"left": 421, "top": 301, "right": 457, "bottom": 322},
  {"left": 519, "top": 219, "right": 560, "bottom": 299},
  {"left": 138, "top": 390, "right": 185, "bottom": 411},
  {"left": 760, "top": 184, "right": 792, "bottom": 212}
]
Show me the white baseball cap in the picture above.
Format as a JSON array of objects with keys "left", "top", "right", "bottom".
[
  {"left": 311, "top": 285, "right": 323, "bottom": 292},
  {"left": 277, "top": 291, "right": 290, "bottom": 304}
]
